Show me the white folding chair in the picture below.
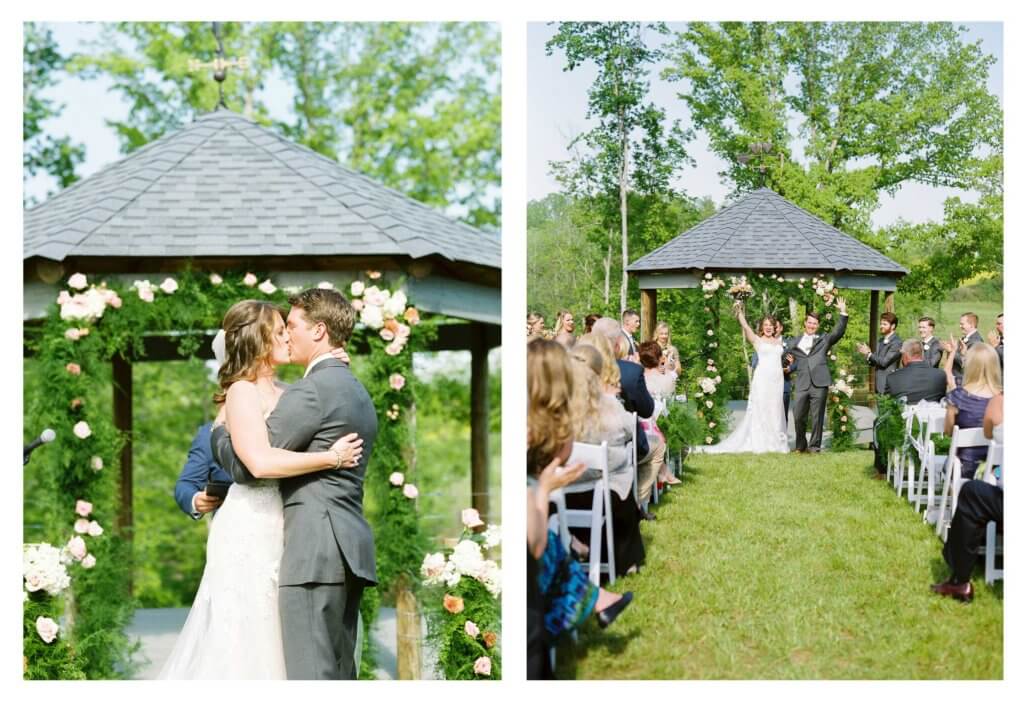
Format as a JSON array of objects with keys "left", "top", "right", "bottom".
[
  {"left": 911, "top": 403, "right": 947, "bottom": 513},
  {"left": 935, "top": 426, "right": 988, "bottom": 541},
  {"left": 553, "top": 440, "right": 616, "bottom": 585},
  {"left": 977, "top": 438, "right": 1004, "bottom": 584}
]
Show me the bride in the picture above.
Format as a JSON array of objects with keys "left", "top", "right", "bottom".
[
  {"left": 159, "top": 300, "right": 363, "bottom": 679},
  {"left": 697, "top": 302, "right": 788, "bottom": 454}
]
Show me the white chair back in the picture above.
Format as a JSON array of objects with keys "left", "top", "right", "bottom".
[
  {"left": 936, "top": 426, "right": 988, "bottom": 540},
  {"left": 553, "top": 440, "right": 616, "bottom": 585}
]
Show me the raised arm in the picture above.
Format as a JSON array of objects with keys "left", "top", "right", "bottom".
[
  {"left": 224, "top": 382, "right": 361, "bottom": 478},
  {"left": 943, "top": 336, "right": 957, "bottom": 391},
  {"left": 734, "top": 303, "right": 759, "bottom": 346}
]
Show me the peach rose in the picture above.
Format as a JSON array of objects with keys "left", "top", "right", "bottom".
[
  {"left": 75, "top": 500, "right": 93, "bottom": 517},
  {"left": 473, "top": 656, "right": 491, "bottom": 676},
  {"left": 403, "top": 307, "right": 420, "bottom": 325},
  {"left": 385, "top": 341, "right": 403, "bottom": 356},
  {"left": 482, "top": 631, "right": 497, "bottom": 648},
  {"left": 367, "top": 270, "right": 382, "bottom": 279},
  {"left": 35, "top": 616, "right": 59, "bottom": 644},
  {"left": 70, "top": 398, "right": 83, "bottom": 410},
  {"left": 66, "top": 362, "right": 81, "bottom": 375},
  {"left": 443, "top": 593, "right": 464, "bottom": 614}
]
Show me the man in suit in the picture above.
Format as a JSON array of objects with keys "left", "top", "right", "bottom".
[
  {"left": 212, "top": 288, "right": 377, "bottom": 680},
  {"left": 917, "top": 317, "right": 943, "bottom": 369},
  {"left": 594, "top": 317, "right": 659, "bottom": 516},
  {"left": 175, "top": 421, "right": 234, "bottom": 519},
  {"left": 870, "top": 339, "right": 948, "bottom": 477},
  {"left": 785, "top": 297, "right": 849, "bottom": 452},
  {"left": 946, "top": 312, "right": 984, "bottom": 385},
  {"left": 989, "top": 313, "right": 1003, "bottom": 368},
  {"left": 621, "top": 309, "right": 640, "bottom": 358},
  {"left": 857, "top": 312, "right": 902, "bottom": 394}
]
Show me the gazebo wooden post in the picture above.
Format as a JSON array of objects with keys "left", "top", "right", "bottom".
[
  {"left": 869, "top": 290, "right": 880, "bottom": 394},
  {"left": 640, "top": 288, "right": 657, "bottom": 342},
  {"left": 470, "top": 322, "right": 489, "bottom": 521},
  {"left": 112, "top": 353, "right": 134, "bottom": 590}
]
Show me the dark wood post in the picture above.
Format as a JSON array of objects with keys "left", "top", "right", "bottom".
[
  {"left": 470, "top": 323, "right": 489, "bottom": 521},
  {"left": 112, "top": 355, "right": 133, "bottom": 539},
  {"left": 869, "top": 290, "right": 880, "bottom": 394},
  {"left": 640, "top": 288, "right": 657, "bottom": 342}
]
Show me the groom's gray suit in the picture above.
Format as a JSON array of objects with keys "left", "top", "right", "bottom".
[
  {"left": 785, "top": 313, "right": 848, "bottom": 451},
  {"left": 211, "top": 356, "right": 378, "bottom": 679}
]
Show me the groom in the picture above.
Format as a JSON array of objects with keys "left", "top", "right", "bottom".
[
  {"left": 211, "top": 288, "right": 378, "bottom": 679},
  {"left": 785, "top": 297, "right": 848, "bottom": 453}
]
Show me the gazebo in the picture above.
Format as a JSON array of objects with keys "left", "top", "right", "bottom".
[
  {"left": 627, "top": 187, "right": 907, "bottom": 392},
  {"left": 24, "top": 107, "right": 501, "bottom": 529}
]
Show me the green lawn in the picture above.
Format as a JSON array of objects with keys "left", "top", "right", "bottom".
[{"left": 558, "top": 450, "right": 1002, "bottom": 679}]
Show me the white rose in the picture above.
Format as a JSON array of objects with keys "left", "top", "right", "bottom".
[
  {"left": 73, "top": 421, "right": 92, "bottom": 439},
  {"left": 209, "top": 273, "right": 223, "bottom": 285},
  {"left": 420, "top": 552, "right": 446, "bottom": 582},
  {"left": 360, "top": 304, "right": 384, "bottom": 329},
  {"left": 317, "top": 281, "right": 334, "bottom": 290},
  {"left": 243, "top": 273, "right": 258, "bottom": 287},
  {"left": 159, "top": 277, "right": 178, "bottom": 294},
  {"left": 461, "top": 508, "right": 484, "bottom": 529},
  {"left": 87, "top": 521, "right": 103, "bottom": 537},
  {"left": 68, "top": 273, "right": 88, "bottom": 290},
  {"left": 91, "top": 456, "right": 103, "bottom": 471},
  {"left": 36, "top": 617, "right": 59, "bottom": 644},
  {"left": 450, "top": 539, "right": 485, "bottom": 577},
  {"left": 81, "top": 554, "right": 97, "bottom": 569},
  {"left": 389, "top": 472, "right": 405, "bottom": 487},
  {"left": 350, "top": 280, "right": 365, "bottom": 297},
  {"left": 482, "top": 524, "right": 502, "bottom": 550},
  {"left": 403, "top": 483, "right": 418, "bottom": 499},
  {"left": 66, "top": 536, "right": 87, "bottom": 561},
  {"left": 138, "top": 286, "right": 154, "bottom": 303},
  {"left": 705, "top": 400, "right": 714, "bottom": 408},
  {"left": 363, "top": 286, "right": 387, "bottom": 308},
  {"left": 384, "top": 290, "right": 407, "bottom": 318},
  {"left": 258, "top": 280, "right": 277, "bottom": 295}
]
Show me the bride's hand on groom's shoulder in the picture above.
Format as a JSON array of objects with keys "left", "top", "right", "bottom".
[
  {"left": 329, "top": 347, "right": 351, "bottom": 364},
  {"left": 330, "top": 432, "right": 364, "bottom": 469}
]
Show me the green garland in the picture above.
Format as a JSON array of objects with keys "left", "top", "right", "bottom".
[{"left": 24, "top": 268, "right": 428, "bottom": 679}]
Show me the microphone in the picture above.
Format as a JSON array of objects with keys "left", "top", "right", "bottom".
[{"left": 24, "top": 428, "right": 56, "bottom": 466}]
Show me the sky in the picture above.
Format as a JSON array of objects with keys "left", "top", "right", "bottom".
[{"left": 527, "top": 21, "right": 1003, "bottom": 228}]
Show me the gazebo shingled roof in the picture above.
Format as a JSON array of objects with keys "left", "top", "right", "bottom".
[
  {"left": 24, "top": 109, "right": 500, "bottom": 269},
  {"left": 628, "top": 187, "right": 907, "bottom": 276}
]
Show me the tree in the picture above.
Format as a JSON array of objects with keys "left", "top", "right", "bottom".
[
  {"left": 24, "top": 22, "right": 86, "bottom": 204},
  {"left": 547, "top": 22, "right": 691, "bottom": 313},
  {"left": 662, "top": 22, "right": 1002, "bottom": 239}
]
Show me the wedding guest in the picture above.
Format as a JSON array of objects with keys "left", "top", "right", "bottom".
[
  {"left": 584, "top": 313, "right": 601, "bottom": 335},
  {"left": 944, "top": 312, "right": 984, "bottom": 385},
  {"left": 943, "top": 343, "right": 1001, "bottom": 479},
  {"left": 527, "top": 311, "right": 546, "bottom": 342},
  {"left": 987, "top": 313, "right": 1003, "bottom": 368},
  {"left": 175, "top": 421, "right": 233, "bottom": 519},
  {"left": 930, "top": 393, "right": 1003, "bottom": 603},
  {"left": 553, "top": 309, "right": 577, "bottom": 348},
  {"left": 621, "top": 309, "right": 640, "bottom": 357},
  {"left": 870, "top": 339, "right": 947, "bottom": 478},
  {"left": 918, "top": 317, "right": 943, "bottom": 368},
  {"left": 653, "top": 321, "right": 681, "bottom": 375},
  {"left": 857, "top": 312, "right": 902, "bottom": 393},
  {"left": 566, "top": 343, "right": 647, "bottom": 574},
  {"left": 638, "top": 341, "right": 680, "bottom": 487}
]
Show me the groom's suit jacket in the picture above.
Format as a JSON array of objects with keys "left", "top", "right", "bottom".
[
  {"left": 784, "top": 313, "right": 849, "bottom": 390},
  {"left": 211, "top": 357, "right": 379, "bottom": 586}
]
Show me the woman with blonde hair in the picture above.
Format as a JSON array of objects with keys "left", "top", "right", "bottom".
[
  {"left": 653, "top": 321, "right": 680, "bottom": 375},
  {"left": 943, "top": 342, "right": 1002, "bottom": 478},
  {"left": 553, "top": 309, "right": 577, "bottom": 348},
  {"left": 576, "top": 332, "right": 621, "bottom": 392},
  {"left": 161, "top": 299, "right": 363, "bottom": 679}
]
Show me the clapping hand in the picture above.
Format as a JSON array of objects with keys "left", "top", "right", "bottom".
[
  {"left": 537, "top": 456, "right": 587, "bottom": 495},
  {"left": 836, "top": 297, "right": 848, "bottom": 314},
  {"left": 940, "top": 339, "right": 954, "bottom": 354},
  {"left": 856, "top": 341, "right": 871, "bottom": 357}
]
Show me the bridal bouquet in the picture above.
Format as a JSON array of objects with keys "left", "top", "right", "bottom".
[
  {"left": 420, "top": 510, "right": 501, "bottom": 680},
  {"left": 727, "top": 276, "right": 753, "bottom": 301}
]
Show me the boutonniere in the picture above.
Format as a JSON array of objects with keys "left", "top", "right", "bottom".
[
  {"left": 923, "top": 343, "right": 930, "bottom": 351},
  {"left": 882, "top": 337, "right": 891, "bottom": 344}
]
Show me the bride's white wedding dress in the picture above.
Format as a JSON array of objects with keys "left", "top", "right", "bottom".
[
  {"left": 158, "top": 477, "right": 286, "bottom": 679},
  {"left": 698, "top": 338, "right": 789, "bottom": 454}
]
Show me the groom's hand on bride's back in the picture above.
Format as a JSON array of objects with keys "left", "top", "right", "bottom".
[{"left": 194, "top": 489, "right": 223, "bottom": 514}]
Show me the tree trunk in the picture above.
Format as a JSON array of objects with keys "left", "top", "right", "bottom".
[
  {"left": 619, "top": 108, "right": 629, "bottom": 314},
  {"left": 603, "top": 240, "right": 612, "bottom": 305}
]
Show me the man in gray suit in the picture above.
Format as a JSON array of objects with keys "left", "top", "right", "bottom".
[
  {"left": 212, "top": 288, "right": 378, "bottom": 679},
  {"left": 945, "top": 311, "right": 984, "bottom": 386},
  {"left": 917, "top": 316, "right": 943, "bottom": 368},
  {"left": 784, "top": 297, "right": 849, "bottom": 452},
  {"left": 857, "top": 311, "right": 902, "bottom": 393}
]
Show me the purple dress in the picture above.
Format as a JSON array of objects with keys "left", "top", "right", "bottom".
[{"left": 946, "top": 387, "right": 992, "bottom": 477}]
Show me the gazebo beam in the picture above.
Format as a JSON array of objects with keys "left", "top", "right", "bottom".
[
  {"left": 869, "top": 291, "right": 880, "bottom": 394},
  {"left": 469, "top": 322, "right": 490, "bottom": 521},
  {"left": 640, "top": 289, "right": 657, "bottom": 342}
]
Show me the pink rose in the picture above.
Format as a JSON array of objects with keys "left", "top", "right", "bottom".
[
  {"left": 87, "top": 521, "right": 103, "bottom": 537},
  {"left": 73, "top": 421, "right": 92, "bottom": 439},
  {"left": 65, "top": 328, "right": 82, "bottom": 341},
  {"left": 90, "top": 456, "right": 103, "bottom": 471},
  {"left": 395, "top": 323, "right": 411, "bottom": 339},
  {"left": 66, "top": 362, "right": 81, "bottom": 375},
  {"left": 81, "top": 554, "right": 96, "bottom": 569},
  {"left": 66, "top": 536, "right": 87, "bottom": 561},
  {"left": 108, "top": 294, "right": 122, "bottom": 309},
  {"left": 57, "top": 290, "right": 71, "bottom": 306},
  {"left": 380, "top": 329, "right": 395, "bottom": 342},
  {"left": 389, "top": 373, "right": 406, "bottom": 390},
  {"left": 138, "top": 286, "right": 154, "bottom": 303},
  {"left": 35, "top": 617, "right": 59, "bottom": 644},
  {"left": 75, "top": 500, "right": 93, "bottom": 517},
  {"left": 159, "top": 277, "right": 178, "bottom": 294},
  {"left": 68, "top": 273, "right": 87, "bottom": 290},
  {"left": 464, "top": 620, "right": 480, "bottom": 638},
  {"left": 351, "top": 299, "right": 364, "bottom": 311},
  {"left": 461, "top": 508, "right": 484, "bottom": 529},
  {"left": 385, "top": 341, "right": 402, "bottom": 356},
  {"left": 243, "top": 273, "right": 258, "bottom": 286},
  {"left": 473, "top": 656, "right": 491, "bottom": 676},
  {"left": 74, "top": 519, "right": 90, "bottom": 534},
  {"left": 258, "top": 280, "right": 277, "bottom": 295},
  {"left": 389, "top": 472, "right": 405, "bottom": 486},
  {"left": 402, "top": 484, "right": 418, "bottom": 499}
]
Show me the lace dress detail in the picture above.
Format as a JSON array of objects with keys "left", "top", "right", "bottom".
[
  {"left": 158, "top": 477, "right": 286, "bottom": 679},
  {"left": 697, "top": 339, "right": 789, "bottom": 454}
]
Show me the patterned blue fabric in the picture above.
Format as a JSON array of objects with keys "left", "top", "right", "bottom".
[{"left": 537, "top": 531, "right": 599, "bottom": 637}]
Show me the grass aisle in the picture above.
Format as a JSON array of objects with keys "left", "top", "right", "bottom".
[{"left": 559, "top": 450, "right": 1002, "bottom": 679}]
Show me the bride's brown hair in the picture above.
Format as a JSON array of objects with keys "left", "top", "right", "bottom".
[
  {"left": 757, "top": 315, "right": 779, "bottom": 336},
  {"left": 213, "top": 300, "right": 285, "bottom": 405}
]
